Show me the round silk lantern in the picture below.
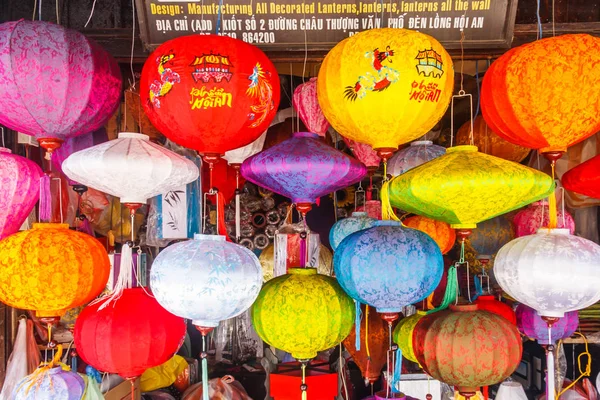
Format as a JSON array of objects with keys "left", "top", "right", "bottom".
[
  {"left": 251, "top": 268, "right": 354, "bottom": 359},
  {"left": 141, "top": 34, "right": 280, "bottom": 155},
  {"left": 293, "top": 77, "right": 329, "bottom": 136},
  {"left": 474, "top": 295, "right": 516, "bottom": 325},
  {"left": 413, "top": 304, "right": 522, "bottom": 398},
  {"left": 516, "top": 304, "right": 578, "bottom": 343},
  {"left": 333, "top": 221, "right": 443, "bottom": 321},
  {"left": 393, "top": 312, "right": 425, "bottom": 364},
  {"left": 494, "top": 228, "right": 600, "bottom": 317},
  {"left": 13, "top": 367, "right": 85, "bottom": 400},
  {"left": 75, "top": 288, "right": 186, "bottom": 379},
  {"left": 0, "top": 20, "right": 121, "bottom": 156},
  {"left": 241, "top": 132, "right": 367, "bottom": 214},
  {"left": 0, "top": 223, "right": 110, "bottom": 318},
  {"left": 403, "top": 215, "right": 455, "bottom": 255},
  {"left": 329, "top": 212, "right": 377, "bottom": 251},
  {"left": 456, "top": 116, "right": 530, "bottom": 163},
  {"left": 387, "top": 145, "right": 554, "bottom": 231},
  {"left": 468, "top": 216, "right": 514, "bottom": 260},
  {"left": 343, "top": 138, "right": 381, "bottom": 173},
  {"left": 387, "top": 141, "right": 446, "bottom": 177},
  {"left": 481, "top": 34, "right": 600, "bottom": 156},
  {"left": 0, "top": 148, "right": 43, "bottom": 240},
  {"left": 562, "top": 154, "right": 600, "bottom": 200},
  {"left": 259, "top": 243, "right": 332, "bottom": 282},
  {"left": 513, "top": 200, "right": 575, "bottom": 237},
  {"left": 318, "top": 28, "right": 454, "bottom": 161}
]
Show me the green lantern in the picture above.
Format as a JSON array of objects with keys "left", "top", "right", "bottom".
[{"left": 393, "top": 311, "right": 425, "bottom": 364}]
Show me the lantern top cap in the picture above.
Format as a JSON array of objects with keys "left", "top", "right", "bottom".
[
  {"left": 292, "top": 132, "right": 320, "bottom": 139},
  {"left": 410, "top": 140, "right": 433, "bottom": 146},
  {"left": 446, "top": 145, "right": 478, "bottom": 154},
  {"left": 288, "top": 267, "right": 318, "bottom": 275},
  {"left": 476, "top": 295, "right": 496, "bottom": 301},
  {"left": 118, "top": 132, "right": 150, "bottom": 141},
  {"left": 535, "top": 228, "right": 570, "bottom": 236},
  {"left": 0, "top": 147, "right": 11, "bottom": 154},
  {"left": 449, "top": 303, "right": 479, "bottom": 312},
  {"left": 193, "top": 233, "right": 226, "bottom": 242},
  {"left": 351, "top": 212, "right": 368, "bottom": 217},
  {"left": 32, "top": 223, "right": 70, "bottom": 230},
  {"left": 374, "top": 220, "right": 402, "bottom": 227}
]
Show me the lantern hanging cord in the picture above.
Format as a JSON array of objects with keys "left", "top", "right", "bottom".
[
  {"left": 84, "top": 0, "right": 98, "bottom": 27},
  {"left": 215, "top": 0, "right": 224, "bottom": 35},
  {"left": 556, "top": 333, "right": 591, "bottom": 398},
  {"left": 130, "top": 0, "right": 137, "bottom": 90},
  {"left": 201, "top": 334, "right": 209, "bottom": 400},
  {"left": 474, "top": 60, "right": 480, "bottom": 118},
  {"left": 301, "top": 362, "right": 308, "bottom": 400},
  {"left": 536, "top": 0, "right": 543, "bottom": 39}
]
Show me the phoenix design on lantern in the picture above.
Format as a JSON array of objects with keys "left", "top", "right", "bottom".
[
  {"left": 246, "top": 63, "right": 275, "bottom": 128},
  {"left": 149, "top": 52, "right": 180, "bottom": 108},
  {"left": 344, "top": 46, "right": 401, "bottom": 101}
]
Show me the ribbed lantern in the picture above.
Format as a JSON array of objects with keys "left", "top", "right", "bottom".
[
  {"left": 494, "top": 228, "right": 600, "bottom": 318},
  {"left": 403, "top": 215, "right": 455, "bottom": 255},
  {"left": 387, "top": 141, "right": 446, "bottom": 177},
  {"left": 0, "top": 147, "right": 43, "bottom": 240},
  {"left": 329, "top": 212, "right": 377, "bottom": 251},
  {"left": 393, "top": 311, "right": 426, "bottom": 364},
  {"left": 562, "top": 154, "right": 600, "bottom": 200},
  {"left": 293, "top": 77, "right": 329, "bottom": 137},
  {"left": 318, "top": 28, "right": 454, "bottom": 161},
  {"left": 516, "top": 304, "right": 578, "bottom": 343},
  {"left": 0, "top": 20, "right": 121, "bottom": 156},
  {"left": 474, "top": 295, "right": 516, "bottom": 325},
  {"left": 387, "top": 146, "right": 554, "bottom": 232},
  {"left": 251, "top": 268, "right": 354, "bottom": 360},
  {"left": 468, "top": 216, "right": 514, "bottom": 261},
  {"left": 413, "top": 304, "right": 522, "bottom": 399},
  {"left": 241, "top": 132, "right": 367, "bottom": 215},
  {"left": 13, "top": 367, "right": 85, "bottom": 400},
  {"left": 0, "top": 223, "right": 110, "bottom": 319},
  {"left": 513, "top": 200, "right": 575, "bottom": 237},
  {"left": 334, "top": 221, "right": 443, "bottom": 321}
]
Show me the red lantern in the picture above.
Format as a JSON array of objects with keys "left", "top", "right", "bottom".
[
  {"left": 74, "top": 288, "right": 185, "bottom": 381},
  {"left": 474, "top": 295, "right": 516, "bottom": 325},
  {"left": 140, "top": 35, "right": 281, "bottom": 156},
  {"left": 413, "top": 304, "right": 522, "bottom": 399},
  {"left": 562, "top": 154, "right": 600, "bottom": 200}
]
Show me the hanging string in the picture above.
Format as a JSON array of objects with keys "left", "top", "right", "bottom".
[
  {"left": 301, "top": 362, "right": 308, "bottom": 400},
  {"left": 129, "top": 0, "right": 137, "bottom": 90},
  {"left": 215, "top": 0, "right": 224, "bottom": 35},
  {"left": 39, "top": 175, "right": 52, "bottom": 222},
  {"left": 84, "top": 0, "right": 98, "bottom": 27},
  {"left": 355, "top": 301, "right": 362, "bottom": 351},
  {"left": 536, "top": 0, "right": 543, "bottom": 40},
  {"left": 474, "top": 60, "right": 480, "bottom": 118},
  {"left": 1, "top": 127, "right": 4, "bottom": 148},
  {"left": 552, "top": 0, "right": 556, "bottom": 36},
  {"left": 56, "top": 0, "right": 60, "bottom": 24},
  {"left": 201, "top": 335, "right": 209, "bottom": 400},
  {"left": 556, "top": 333, "right": 591, "bottom": 398}
]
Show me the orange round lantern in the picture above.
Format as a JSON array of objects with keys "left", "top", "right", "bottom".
[
  {"left": 481, "top": 34, "right": 600, "bottom": 158},
  {"left": 456, "top": 116, "right": 530, "bottom": 162},
  {"left": 0, "top": 223, "right": 110, "bottom": 319},
  {"left": 403, "top": 216, "right": 455, "bottom": 254}
]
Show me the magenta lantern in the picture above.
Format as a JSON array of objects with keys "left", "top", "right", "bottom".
[
  {"left": 516, "top": 304, "right": 578, "bottom": 344},
  {"left": 0, "top": 148, "right": 43, "bottom": 240},
  {"left": 513, "top": 200, "right": 575, "bottom": 237},
  {"left": 293, "top": 78, "right": 330, "bottom": 136},
  {"left": 0, "top": 20, "right": 121, "bottom": 155}
]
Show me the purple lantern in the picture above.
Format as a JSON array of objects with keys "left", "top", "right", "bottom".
[
  {"left": 516, "top": 304, "right": 578, "bottom": 344},
  {"left": 0, "top": 20, "right": 121, "bottom": 156},
  {"left": 0, "top": 147, "right": 43, "bottom": 240},
  {"left": 241, "top": 132, "right": 367, "bottom": 215}
]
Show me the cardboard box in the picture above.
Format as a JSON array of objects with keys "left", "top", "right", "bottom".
[{"left": 104, "top": 378, "right": 141, "bottom": 400}]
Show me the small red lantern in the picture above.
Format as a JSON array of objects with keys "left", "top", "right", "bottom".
[
  {"left": 562, "top": 154, "right": 600, "bottom": 200},
  {"left": 474, "top": 295, "right": 516, "bottom": 325}
]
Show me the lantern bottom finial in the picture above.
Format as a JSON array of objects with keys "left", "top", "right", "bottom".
[
  {"left": 37, "top": 138, "right": 64, "bottom": 159},
  {"left": 296, "top": 202, "right": 313, "bottom": 215},
  {"left": 375, "top": 148, "right": 397, "bottom": 163}
]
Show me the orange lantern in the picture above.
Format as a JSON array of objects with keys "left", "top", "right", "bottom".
[
  {"left": 0, "top": 224, "right": 110, "bottom": 322},
  {"left": 456, "top": 116, "right": 530, "bottom": 163},
  {"left": 403, "top": 215, "right": 455, "bottom": 255}
]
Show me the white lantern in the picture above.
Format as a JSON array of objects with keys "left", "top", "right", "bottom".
[
  {"left": 386, "top": 140, "right": 445, "bottom": 177},
  {"left": 496, "top": 381, "right": 527, "bottom": 400},
  {"left": 494, "top": 228, "right": 600, "bottom": 318},
  {"left": 223, "top": 131, "right": 267, "bottom": 166},
  {"left": 62, "top": 132, "right": 199, "bottom": 205}
]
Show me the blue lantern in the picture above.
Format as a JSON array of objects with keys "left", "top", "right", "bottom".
[
  {"left": 329, "top": 211, "right": 377, "bottom": 251},
  {"left": 334, "top": 221, "right": 443, "bottom": 319}
]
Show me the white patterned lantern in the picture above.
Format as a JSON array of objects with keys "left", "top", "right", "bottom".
[
  {"left": 223, "top": 131, "right": 267, "bottom": 166},
  {"left": 387, "top": 140, "right": 445, "bottom": 177},
  {"left": 494, "top": 228, "right": 600, "bottom": 318},
  {"left": 62, "top": 132, "right": 199, "bottom": 206}
]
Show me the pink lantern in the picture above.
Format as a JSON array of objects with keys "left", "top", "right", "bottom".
[
  {"left": 513, "top": 200, "right": 575, "bottom": 237},
  {"left": 0, "top": 20, "right": 121, "bottom": 156},
  {"left": 0, "top": 148, "right": 43, "bottom": 240},
  {"left": 357, "top": 200, "right": 382, "bottom": 220},
  {"left": 343, "top": 138, "right": 381, "bottom": 174},
  {"left": 293, "top": 78, "right": 330, "bottom": 136}
]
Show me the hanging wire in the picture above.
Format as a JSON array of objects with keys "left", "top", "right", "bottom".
[
  {"left": 84, "top": 0, "right": 98, "bottom": 27},
  {"left": 55, "top": 0, "right": 60, "bottom": 24},
  {"left": 32, "top": 0, "right": 38, "bottom": 20},
  {"left": 1, "top": 127, "right": 5, "bottom": 148},
  {"left": 39, "top": 0, "right": 42, "bottom": 21},
  {"left": 536, "top": 0, "right": 543, "bottom": 39},
  {"left": 552, "top": 0, "right": 556, "bottom": 36},
  {"left": 215, "top": 0, "right": 224, "bottom": 35},
  {"left": 301, "top": 6, "right": 308, "bottom": 82},
  {"left": 474, "top": 60, "right": 480, "bottom": 118},
  {"left": 129, "top": 0, "right": 137, "bottom": 90}
]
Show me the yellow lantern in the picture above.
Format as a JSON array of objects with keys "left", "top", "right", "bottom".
[
  {"left": 318, "top": 28, "right": 454, "bottom": 161},
  {"left": 0, "top": 223, "right": 110, "bottom": 319},
  {"left": 386, "top": 146, "right": 554, "bottom": 232},
  {"left": 393, "top": 311, "right": 425, "bottom": 364}
]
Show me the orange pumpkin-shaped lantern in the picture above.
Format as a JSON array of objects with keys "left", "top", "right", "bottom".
[{"left": 403, "top": 215, "right": 455, "bottom": 255}]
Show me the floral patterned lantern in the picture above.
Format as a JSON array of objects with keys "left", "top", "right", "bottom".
[
  {"left": 357, "top": 200, "right": 383, "bottom": 220},
  {"left": 513, "top": 200, "right": 575, "bottom": 237},
  {"left": 293, "top": 77, "right": 329, "bottom": 137},
  {"left": 387, "top": 141, "right": 446, "bottom": 177},
  {"left": 343, "top": 138, "right": 381, "bottom": 173},
  {"left": 562, "top": 154, "right": 600, "bottom": 200},
  {"left": 468, "top": 216, "right": 514, "bottom": 262},
  {"left": 13, "top": 367, "right": 85, "bottom": 400},
  {"left": 516, "top": 304, "right": 578, "bottom": 343},
  {"left": 329, "top": 212, "right": 377, "bottom": 251},
  {"left": 318, "top": 28, "right": 454, "bottom": 161},
  {"left": 241, "top": 132, "right": 367, "bottom": 215},
  {"left": 0, "top": 148, "right": 43, "bottom": 240},
  {"left": 474, "top": 295, "right": 516, "bottom": 325},
  {"left": 403, "top": 215, "right": 455, "bottom": 255},
  {"left": 393, "top": 311, "right": 426, "bottom": 364},
  {"left": 0, "top": 20, "right": 121, "bottom": 156}
]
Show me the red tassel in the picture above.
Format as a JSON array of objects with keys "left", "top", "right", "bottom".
[
  {"left": 216, "top": 192, "right": 230, "bottom": 241},
  {"left": 39, "top": 174, "right": 51, "bottom": 222}
]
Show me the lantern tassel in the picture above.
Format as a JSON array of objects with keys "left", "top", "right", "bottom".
[
  {"left": 391, "top": 347, "right": 402, "bottom": 394},
  {"left": 365, "top": 305, "right": 370, "bottom": 358},
  {"left": 381, "top": 181, "right": 401, "bottom": 222},
  {"left": 39, "top": 174, "right": 52, "bottom": 222},
  {"left": 215, "top": 191, "right": 229, "bottom": 240},
  {"left": 93, "top": 243, "right": 134, "bottom": 310},
  {"left": 427, "top": 265, "right": 458, "bottom": 314},
  {"left": 235, "top": 189, "right": 241, "bottom": 241},
  {"left": 202, "top": 335, "right": 209, "bottom": 400},
  {"left": 301, "top": 362, "right": 308, "bottom": 400},
  {"left": 547, "top": 161, "right": 558, "bottom": 229},
  {"left": 547, "top": 344, "right": 555, "bottom": 400},
  {"left": 355, "top": 301, "right": 362, "bottom": 351}
]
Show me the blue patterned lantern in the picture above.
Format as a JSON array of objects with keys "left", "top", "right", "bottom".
[
  {"left": 13, "top": 367, "right": 85, "bottom": 400},
  {"left": 329, "top": 211, "right": 377, "bottom": 251},
  {"left": 334, "top": 220, "right": 443, "bottom": 321}
]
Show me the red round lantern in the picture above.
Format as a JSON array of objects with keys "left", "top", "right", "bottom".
[
  {"left": 413, "top": 304, "right": 522, "bottom": 398},
  {"left": 562, "top": 154, "right": 600, "bottom": 200},
  {"left": 474, "top": 295, "right": 516, "bottom": 325},
  {"left": 74, "top": 288, "right": 186, "bottom": 379},
  {"left": 140, "top": 35, "right": 281, "bottom": 156}
]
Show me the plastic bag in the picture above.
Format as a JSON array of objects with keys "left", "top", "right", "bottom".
[
  {"left": 0, "top": 319, "right": 40, "bottom": 400},
  {"left": 141, "top": 355, "right": 189, "bottom": 392},
  {"left": 182, "top": 376, "right": 252, "bottom": 400},
  {"left": 214, "top": 310, "right": 263, "bottom": 364},
  {"left": 81, "top": 374, "right": 103, "bottom": 400}
]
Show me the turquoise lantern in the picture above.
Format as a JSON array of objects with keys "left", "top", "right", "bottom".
[{"left": 329, "top": 211, "right": 377, "bottom": 251}]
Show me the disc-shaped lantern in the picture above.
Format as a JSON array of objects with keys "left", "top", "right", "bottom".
[
  {"left": 515, "top": 304, "right": 578, "bottom": 344},
  {"left": 513, "top": 200, "right": 575, "bottom": 237},
  {"left": 456, "top": 116, "right": 530, "bottom": 163},
  {"left": 474, "top": 295, "right": 516, "bottom": 325},
  {"left": 329, "top": 212, "right": 377, "bottom": 251},
  {"left": 387, "top": 140, "right": 446, "bottom": 177},
  {"left": 0, "top": 20, "right": 121, "bottom": 156},
  {"left": 241, "top": 132, "right": 367, "bottom": 215},
  {"left": 403, "top": 215, "right": 455, "bottom": 255},
  {"left": 0, "top": 148, "right": 43, "bottom": 240},
  {"left": 333, "top": 221, "right": 443, "bottom": 322},
  {"left": 562, "top": 154, "right": 600, "bottom": 200},
  {"left": 293, "top": 77, "right": 329, "bottom": 137},
  {"left": 141, "top": 35, "right": 280, "bottom": 156},
  {"left": 318, "top": 28, "right": 454, "bottom": 161},
  {"left": 494, "top": 228, "right": 600, "bottom": 318},
  {"left": 481, "top": 34, "right": 600, "bottom": 158},
  {"left": 387, "top": 145, "right": 554, "bottom": 232}
]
